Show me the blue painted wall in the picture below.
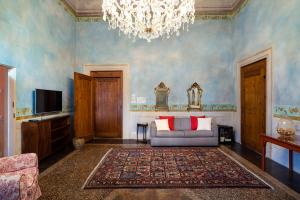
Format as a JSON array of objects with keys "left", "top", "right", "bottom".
[
  {"left": 233, "top": 0, "right": 300, "bottom": 173},
  {"left": 1, "top": 0, "right": 299, "bottom": 173},
  {"left": 0, "top": 0, "right": 76, "bottom": 116},
  {"left": 76, "top": 20, "right": 235, "bottom": 107}
]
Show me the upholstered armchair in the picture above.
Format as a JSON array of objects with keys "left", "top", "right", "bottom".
[{"left": 0, "top": 153, "right": 41, "bottom": 200}]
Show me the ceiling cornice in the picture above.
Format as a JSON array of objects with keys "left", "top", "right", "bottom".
[{"left": 58, "top": 0, "right": 249, "bottom": 22}]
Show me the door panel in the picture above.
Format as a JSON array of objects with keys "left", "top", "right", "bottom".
[
  {"left": 91, "top": 71, "right": 122, "bottom": 138},
  {"left": 74, "top": 72, "right": 93, "bottom": 140},
  {"left": 241, "top": 59, "right": 266, "bottom": 153},
  {"left": 0, "top": 67, "right": 8, "bottom": 157},
  {"left": 38, "top": 121, "right": 51, "bottom": 159}
]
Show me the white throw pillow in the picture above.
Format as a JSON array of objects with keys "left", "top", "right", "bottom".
[
  {"left": 155, "top": 119, "right": 170, "bottom": 131},
  {"left": 197, "top": 118, "right": 212, "bottom": 131}
]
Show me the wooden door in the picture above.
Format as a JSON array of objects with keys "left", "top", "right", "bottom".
[
  {"left": 74, "top": 73, "right": 93, "bottom": 140},
  {"left": 241, "top": 59, "right": 266, "bottom": 153},
  {"left": 0, "top": 66, "right": 8, "bottom": 157},
  {"left": 91, "top": 71, "right": 122, "bottom": 138}
]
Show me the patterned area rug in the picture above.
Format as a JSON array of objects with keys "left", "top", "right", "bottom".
[{"left": 83, "top": 147, "right": 270, "bottom": 189}]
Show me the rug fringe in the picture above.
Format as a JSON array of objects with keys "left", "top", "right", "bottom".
[
  {"left": 218, "top": 148, "right": 274, "bottom": 190},
  {"left": 81, "top": 148, "right": 113, "bottom": 190}
]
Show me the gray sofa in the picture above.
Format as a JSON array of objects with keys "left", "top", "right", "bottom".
[{"left": 150, "top": 117, "right": 218, "bottom": 146}]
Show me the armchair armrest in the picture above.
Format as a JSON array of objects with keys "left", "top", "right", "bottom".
[
  {"left": 0, "top": 174, "right": 24, "bottom": 200},
  {"left": 150, "top": 121, "right": 157, "bottom": 137},
  {"left": 0, "top": 153, "right": 38, "bottom": 174}
]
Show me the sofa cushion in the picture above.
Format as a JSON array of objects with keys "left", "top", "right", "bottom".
[
  {"left": 174, "top": 118, "right": 190, "bottom": 131},
  {"left": 156, "top": 131, "right": 185, "bottom": 138},
  {"left": 159, "top": 116, "right": 175, "bottom": 130},
  {"left": 190, "top": 116, "right": 206, "bottom": 130},
  {"left": 184, "top": 130, "right": 214, "bottom": 137},
  {"left": 155, "top": 119, "right": 170, "bottom": 131},
  {"left": 197, "top": 118, "right": 212, "bottom": 131}
]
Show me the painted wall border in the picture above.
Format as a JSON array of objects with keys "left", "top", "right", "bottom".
[
  {"left": 83, "top": 64, "right": 131, "bottom": 139},
  {"left": 273, "top": 114, "right": 300, "bottom": 121},
  {"left": 235, "top": 48, "right": 273, "bottom": 148},
  {"left": 273, "top": 105, "right": 300, "bottom": 121},
  {"left": 130, "top": 104, "right": 237, "bottom": 112}
]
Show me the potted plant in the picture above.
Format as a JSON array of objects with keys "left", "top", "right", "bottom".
[{"left": 72, "top": 137, "right": 85, "bottom": 150}]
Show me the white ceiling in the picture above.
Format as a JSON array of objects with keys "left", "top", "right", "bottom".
[{"left": 64, "top": 0, "right": 246, "bottom": 17}]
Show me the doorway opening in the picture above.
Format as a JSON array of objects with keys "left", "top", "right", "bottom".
[
  {"left": 0, "top": 65, "right": 16, "bottom": 156},
  {"left": 236, "top": 48, "right": 273, "bottom": 155},
  {"left": 74, "top": 68, "right": 125, "bottom": 141},
  {"left": 91, "top": 71, "right": 123, "bottom": 138},
  {"left": 0, "top": 66, "right": 8, "bottom": 157}
]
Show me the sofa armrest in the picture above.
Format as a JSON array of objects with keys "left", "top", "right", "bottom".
[
  {"left": 0, "top": 153, "right": 38, "bottom": 174},
  {"left": 150, "top": 121, "right": 157, "bottom": 137},
  {"left": 0, "top": 174, "right": 24, "bottom": 200}
]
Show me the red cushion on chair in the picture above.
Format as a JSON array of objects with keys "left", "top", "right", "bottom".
[
  {"left": 159, "top": 116, "right": 175, "bottom": 130},
  {"left": 190, "top": 116, "right": 206, "bottom": 130}
]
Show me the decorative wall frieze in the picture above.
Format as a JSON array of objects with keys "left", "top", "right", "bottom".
[
  {"left": 130, "top": 104, "right": 237, "bottom": 112},
  {"left": 76, "top": 17, "right": 102, "bottom": 22},
  {"left": 16, "top": 108, "right": 32, "bottom": 117},
  {"left": 273, "top": 105, "right": 300, "bottom": 121},
  {"left": 16, "top": 104, "right": 300, "bottom": 120},
  {"left": 16, "top": 106, "right": 73, "bottom": 120}
]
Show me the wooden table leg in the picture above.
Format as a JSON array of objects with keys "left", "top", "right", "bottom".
[
  {"left": 136, "top": 125, "right": 139, "bottom": 142},
  {"left": 261, "top": 140, "right": 266, "bottom": 171},
  {"left": 289, "top": 150, "right": 293, "bottom": 173},
  {"left": 143, "top": 126, "right": 146, "bottom": 143}
]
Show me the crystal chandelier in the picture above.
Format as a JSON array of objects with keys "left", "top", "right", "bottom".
[{"left": 102, "top": 0, "right": 195, "bottom": 42}]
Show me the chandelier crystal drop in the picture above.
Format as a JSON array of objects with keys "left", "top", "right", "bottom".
[{"left": 102, "top": 0, "right": 195, "bottom": 42}]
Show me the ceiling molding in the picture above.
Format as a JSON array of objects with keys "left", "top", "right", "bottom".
[
  {"left": 57, "top": 0, "right": 76, "bottom": 18},
  {"left": 58, "top": 0, "right": 249, "bottom": 21}
]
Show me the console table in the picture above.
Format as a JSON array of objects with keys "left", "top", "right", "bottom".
[
  {"left": 22, "top": 115, "right": 71, "bottom": 160},
  {"left": 260, "top": 134, "right": 300, "bottom": 172}
]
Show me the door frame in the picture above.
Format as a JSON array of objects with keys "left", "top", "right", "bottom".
[
  {"left": 0, "top": 64, "right": 16, "bottom": 156},
  {"left": 236, "top": 48, "right": 273, "bottom": 148},
  {"left": 83, "top": 64, "right": 130, "bottom": 139}
]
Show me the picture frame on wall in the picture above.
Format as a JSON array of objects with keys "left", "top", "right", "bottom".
[
  {"left": 187, "top": 82, "right": 203, "bottom": 111},
  {"left": 155, "top": 82, "right": 170, "bottom": 111}
]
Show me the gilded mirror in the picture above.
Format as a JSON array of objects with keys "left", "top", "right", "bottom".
[
  {"left": 155, "top": 82, "right": 170, "bottom": 111},
  {"left": 187, "top": 82, "right": 203, "bottom": 111}
]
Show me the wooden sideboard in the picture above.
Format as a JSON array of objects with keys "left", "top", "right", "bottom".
[{"left": 22, "top": 115, "right": 71, "bottom": 160}]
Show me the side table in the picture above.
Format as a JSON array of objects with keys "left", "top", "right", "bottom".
[
  {"left": 218, "top": 125, "right": 234, "bottom": 145},
  {"left": 137, "top": 123, "right": 148, "bottom": 143},
  {"left": 260, "top": 134, "right": 300, "bottom": 173}
]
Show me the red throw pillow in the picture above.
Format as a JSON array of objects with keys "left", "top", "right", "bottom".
[
  {"left": 159, "top": 116, "right": 175, "bottom": 130},
  {"left": 190, "top": 116, "right": 206, "bottom": 130}
]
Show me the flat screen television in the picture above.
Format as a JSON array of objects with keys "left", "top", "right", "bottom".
[{"left": 35, "top": 89, "right": 62, "bottom": 114}]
